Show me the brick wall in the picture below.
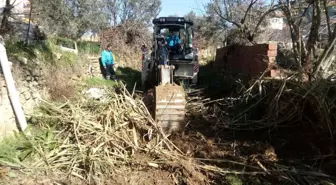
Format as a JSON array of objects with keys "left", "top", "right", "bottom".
[{"left": 214, "top": 43, "right": 278, "bottom": 80}]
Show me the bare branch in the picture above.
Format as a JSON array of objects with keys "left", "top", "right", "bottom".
[
  {"left": 212, "top": 1, "right": 242, "bottom": 28},
  {"left": 251, "top": 5, "right": 281, "bottom": 39},
  {"left": 322, "top": 0, "right": 332, "bottom": 40},
  {"left": 306, "top": 0, "right": 321, "bottom": 59},
  {"left": 241, "top": 0, "right": 258, "bottom": 24}
]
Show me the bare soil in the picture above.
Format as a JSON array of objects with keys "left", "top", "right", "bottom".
[{"left": 0, "top": 167, "right": 176, "bottom": 185}]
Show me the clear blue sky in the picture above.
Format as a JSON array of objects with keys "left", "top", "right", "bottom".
[
  {"left": 157, "top": 0, "right": 274, "bottom": 17},
  {"left": 158, "top": 0, "right": 210, "bottom": 17}
]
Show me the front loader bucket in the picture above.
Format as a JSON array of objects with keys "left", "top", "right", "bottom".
[{"left": 154, "top": 84, "right": 186, "bottom": 134}]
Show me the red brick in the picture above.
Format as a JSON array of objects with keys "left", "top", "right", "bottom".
[
  {"left": 268, "top": 43, "right": 277, "bottom": 51},
  {"left": 270, "top": 69, "right": 281, "bottom": 77},
  {"left": 267, "top": 50, "right": 277, "bottom": 57}
]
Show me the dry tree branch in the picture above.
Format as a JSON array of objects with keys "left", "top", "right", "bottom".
[{"left": 241, "top": 0, "right": 258, "bottom": 25}]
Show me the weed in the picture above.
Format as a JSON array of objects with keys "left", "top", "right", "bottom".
[{"left": 0, "top": 126, "right": 58, "bottom": 168}]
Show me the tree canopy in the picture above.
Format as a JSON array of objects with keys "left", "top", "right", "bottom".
[{"left": 32, "top": 0, "right": 162, "bottom": 39}]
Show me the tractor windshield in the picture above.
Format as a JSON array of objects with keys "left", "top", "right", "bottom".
[{"left": 156, "top": 25, "right": 193, "bottom": 50}]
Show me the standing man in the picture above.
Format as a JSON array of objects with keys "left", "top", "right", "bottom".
[{"left": 101, "top": 44, "right": 116, "bottom": 80}]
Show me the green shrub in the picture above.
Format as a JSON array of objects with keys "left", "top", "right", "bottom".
[{"left": 77, "top": 41, "right": 100, "bottom": 54}]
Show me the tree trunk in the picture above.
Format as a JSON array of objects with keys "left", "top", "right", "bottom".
[
  {"left": 305, "top": 0, "right": 321, "bottom": 77},
  {"left": 0, "top": 0, "right": 12, "bottom": 33}
]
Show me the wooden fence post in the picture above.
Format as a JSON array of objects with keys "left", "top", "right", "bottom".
[{"left": 0, "top": 43, "right": 27, "bottom": 131}]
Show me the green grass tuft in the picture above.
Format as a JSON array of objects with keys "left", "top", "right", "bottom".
[
  {"left": 85, "top": 77, "right": 119, "bottom": 88},
  {"left": 77, "top": 41, "right": 100, "bottom": 54}
]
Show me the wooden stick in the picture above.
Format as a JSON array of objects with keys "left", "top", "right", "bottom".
[
  {"left": 0, "top": 44, "right": 27, "bottom": 131},
  {"left": 132, "top": 82, "right": 137, "bottom": 97}
]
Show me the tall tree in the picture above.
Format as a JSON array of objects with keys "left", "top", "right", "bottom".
[
  {"left": 104, "top": 0, "right": 161, "bottom": 26},
  {"left": 0, "top": 0, "right": 14, "bottom": 33},
  {"left": 33, "top": 0, "right": 109, "bottom": 39},
  {"left": 185, "top": 11, "right": 227, "bottom": 47},
  {"left": 207, "top": 0, "right": 280, "bottom": 44}
]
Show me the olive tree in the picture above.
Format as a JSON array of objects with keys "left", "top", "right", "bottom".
[
  {"left": 207, "top": 0, "right": 280, "bottom": 44},
  {"left": 33, "top": 0, "right": 109, "bottom": 39},
  {"left": 278, "top": 0, "right": 336, "bottom": 78},
  {"left": 104, "top": 0, "right": 162, "bottom": 26}
]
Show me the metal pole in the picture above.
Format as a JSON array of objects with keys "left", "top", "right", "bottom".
[{"left": 0, "top": 44, "right": 27, "bottom": 131}]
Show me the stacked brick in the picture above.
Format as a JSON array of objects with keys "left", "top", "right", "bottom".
[{"left": 214, "top": 43, "right": 279, "bottom": 80}]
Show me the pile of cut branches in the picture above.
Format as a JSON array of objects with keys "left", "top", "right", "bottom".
[
  {"left": 202, "top": 77, "right": 336, "bottom": 159},
  {"left": 230, "top": 79, "right": 336, "bottom": 135},
  {"left": 28, "top": 84, "right": 208, "bottom": 184}
]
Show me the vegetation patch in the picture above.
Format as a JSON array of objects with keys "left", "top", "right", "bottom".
[{"left": 77, "top": 41, "right": 100, "bottom": 55}]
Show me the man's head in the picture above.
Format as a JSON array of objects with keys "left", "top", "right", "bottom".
[
  {"left": 106, "top": 44, "right": 112, "bottom": 51},
  {"left": 170, "top": 29, "right": 180, "bottom": 36}
]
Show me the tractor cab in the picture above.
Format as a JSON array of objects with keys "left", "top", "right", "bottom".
[
  {"left": 152, "top": 17, "right": 195, "bottom": 61},
  {"left": 141, "top": 17, "right": 199, "bottom": 90}
]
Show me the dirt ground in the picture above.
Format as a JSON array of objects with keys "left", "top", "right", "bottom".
[{"left": 0, "top": 168, "right": 176, "bottom": 185}]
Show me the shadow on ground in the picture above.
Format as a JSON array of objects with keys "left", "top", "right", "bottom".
[
  {"left": 116, "top": 66, "right": 142, "bottom": 91},
  {"left": 95, "top": 57, "right": 142, "bottom": 92}
]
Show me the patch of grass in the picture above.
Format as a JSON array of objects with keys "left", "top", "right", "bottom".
[
  {"left": 47, "top": 38, "right": 78, "bottom": 66},
  {"left": 82, "top": 67, "right": 141, "bottom": 92},
  {"left": 57, "top": 51, "right": 78, "bottom": 66},
  {"left": 5, "top": 37, "right": 79, "bottom": 67},
  {"left": 85, "top": 76, "right": 119, "bottom": 88},
  {"left": 5, "top": 40, "right": 53, "bottom": 63},
  {"left": 51, "top": 37, "right": 76, "bottom": 49},
  {"left": 77, "top": 41, "right": 100, "bottom": 54}
]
